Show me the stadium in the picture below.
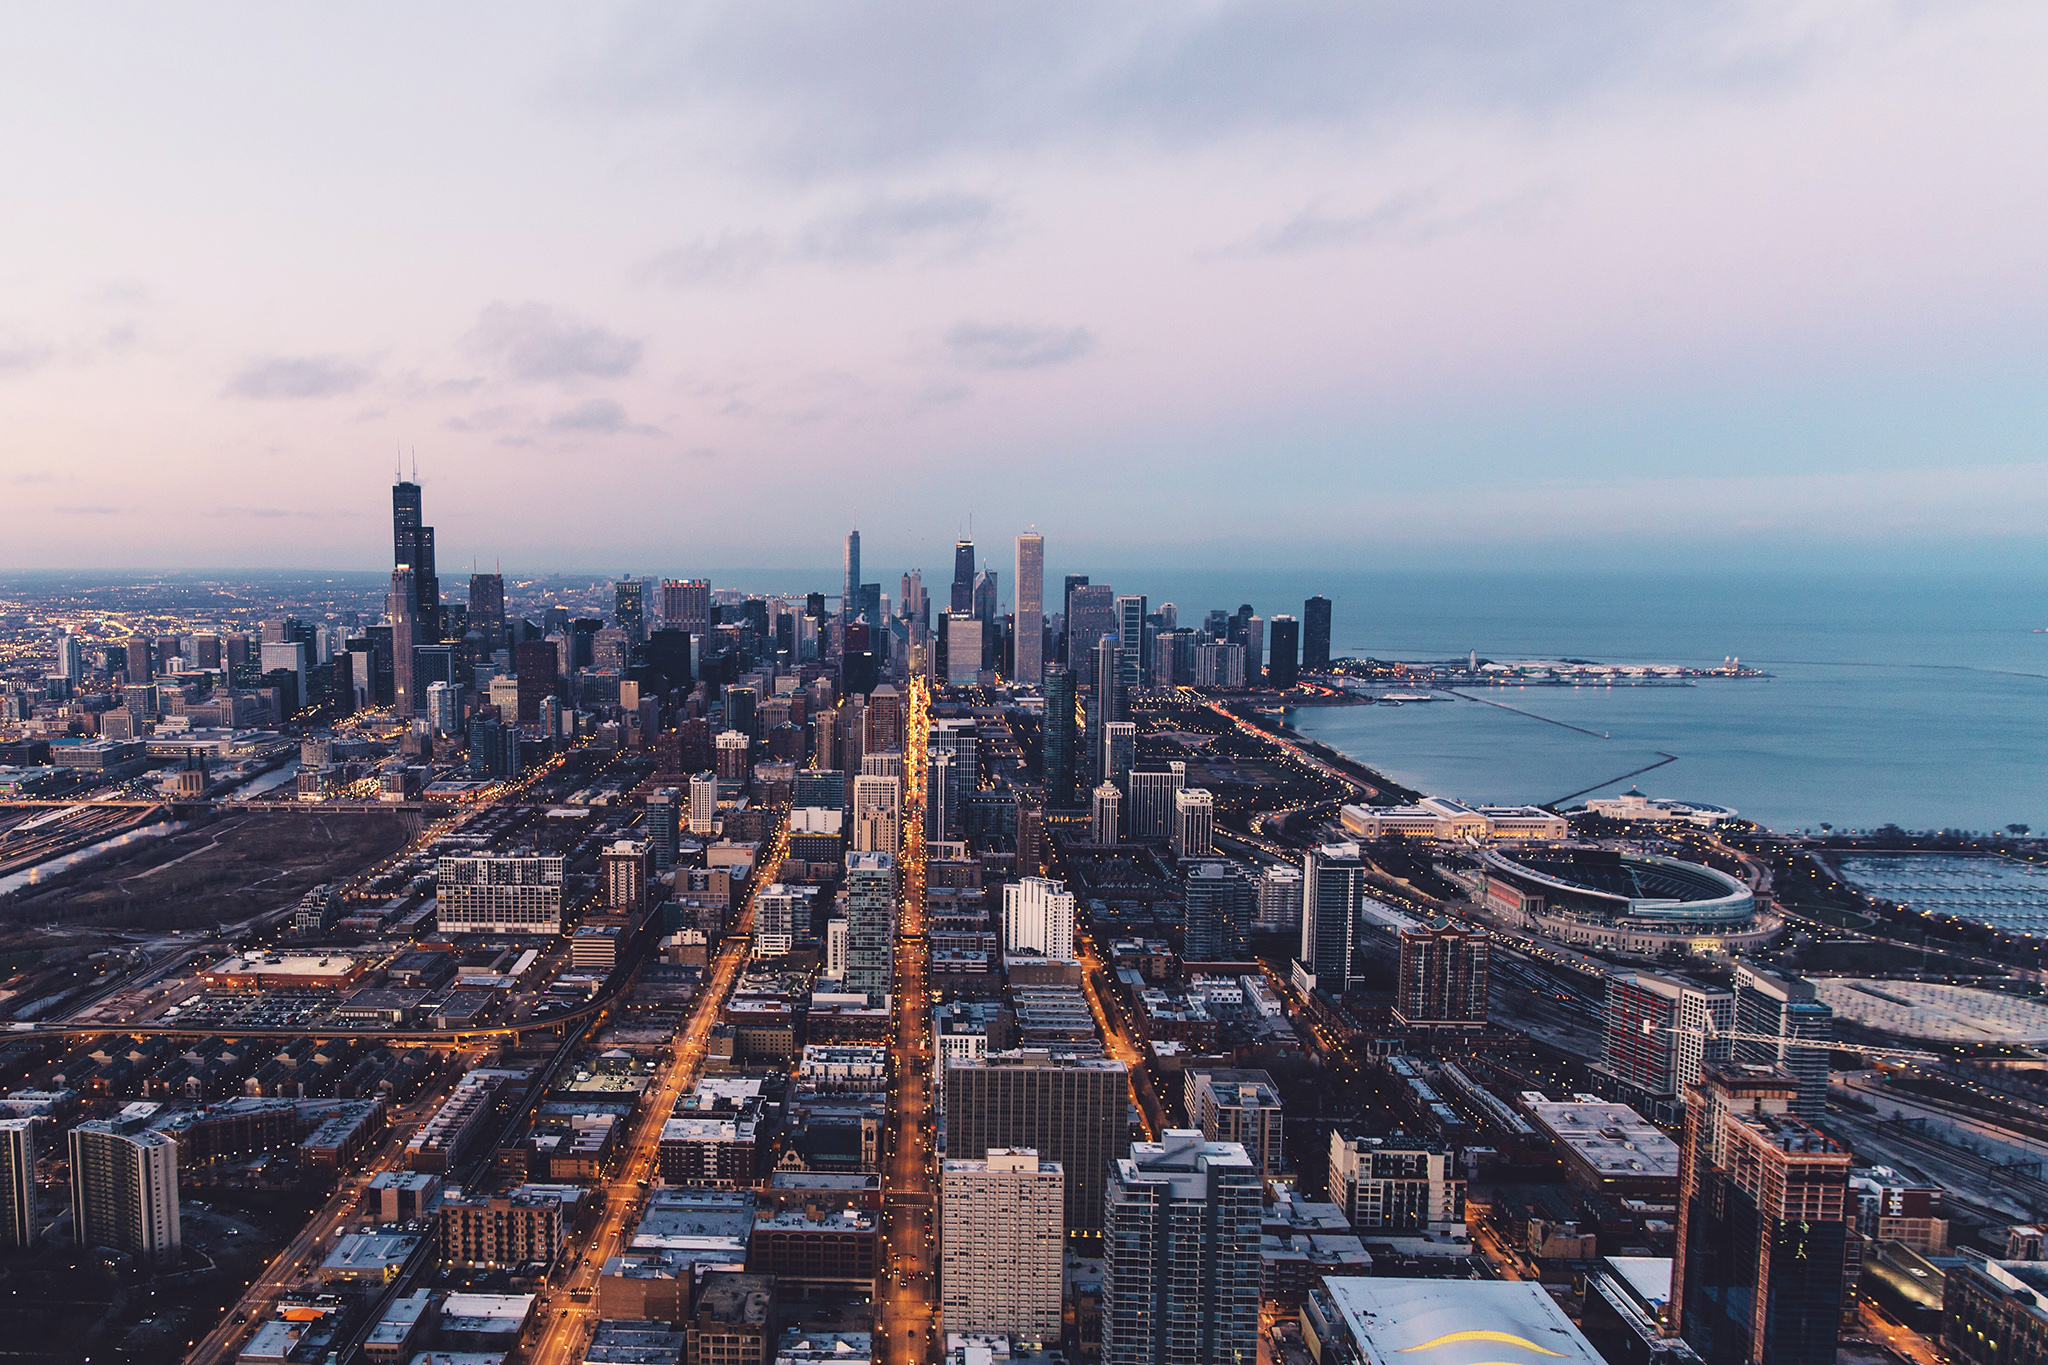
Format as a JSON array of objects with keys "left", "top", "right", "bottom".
[{"left": 1476, "top": 847, "right": 1773, "bottom": 955}]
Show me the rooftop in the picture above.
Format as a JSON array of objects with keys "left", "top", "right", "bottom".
[{"left": 1320, "top": 1277, "right": 1605, "bottom": 1365}]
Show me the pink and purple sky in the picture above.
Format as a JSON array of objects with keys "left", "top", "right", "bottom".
[{"left": 2, "top": 2, "right": 2045, "bottom": 575}]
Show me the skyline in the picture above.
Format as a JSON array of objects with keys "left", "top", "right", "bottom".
[{"left": 3, "top": 4, "right": 2048, "bottom": 573}]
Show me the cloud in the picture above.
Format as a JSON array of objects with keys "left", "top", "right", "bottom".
[
  {"left": 945, "top": 321, "right": 1096, "bottom": 370},
  {"left": 641, "top": 230, "right": 778, "bottom": 287},
  {"left": 799, "top": 192, "right": 1003, "bottom": 264},
  {"left": 0, "top": 343, "right": 54, "bottom": 378},
  {"left": 223, "top": 354, "right": 372, "bottom": 399},
  {"left": 569, "top": 3, "right": 1815, "bottom": 174},
  {"left": 544, "top": 397, "right": 663, "bottom": 435},
  {"left": 53, "top": 504, "right": 120, "bottom": 515},
  {"left": 445, "top": 405, "right": 523, "bottom": 433},
  {"left": 462, "top": 302, "right": 642, "bottom": 383},
  {"left": 11, "top": 471, "right": 69, "bottom": 486},
  {"left": 211, "top": 506, "right": 336, "bottom": 520}
]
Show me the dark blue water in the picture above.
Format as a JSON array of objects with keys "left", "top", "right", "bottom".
[{"left": 1112, "top": 569, "right": 2047, "bottom": 835}]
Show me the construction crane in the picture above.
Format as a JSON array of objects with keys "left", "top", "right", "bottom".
[{"left": 1640, "top": 1019, "right": 1940, "bottom": 1064}]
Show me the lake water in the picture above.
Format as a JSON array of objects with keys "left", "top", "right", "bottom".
[{"left": 1115, "top": 569, "right": 2046, "bottom": 835}]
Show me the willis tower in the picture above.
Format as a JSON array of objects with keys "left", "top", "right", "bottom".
[{"left": 392, "top": 475, "right": 439, "bottom": 641}]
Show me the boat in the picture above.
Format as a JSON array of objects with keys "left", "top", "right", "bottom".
[{"left": 1380, "top": 692, "right": 1436, "bottom": 703}]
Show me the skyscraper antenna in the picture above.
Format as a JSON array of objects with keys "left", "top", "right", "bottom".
[{"left": 411, "top": 448, "right": 418, "bottom": 481}]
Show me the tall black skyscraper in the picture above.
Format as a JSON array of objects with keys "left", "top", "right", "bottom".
[
  {"left": 1043, "top": 667, "right": 1077, "bottom": 809},
  {"left": 1268, "top": 615, "right": 1300, "bottom": 688},
  {"left": 951, "top": 539, "right": 976, "bottom": 612},
  {"left": 844, "top": 527, "right": 861, "bottom": 624},
  {"left": 615, "top": 579, "right": 647, "bottom": 645},
  {"left": 469, "top": 573, "right": 506, "bottom": 654},
  {"left": 391, "top": 479, "right": 439, "bottom": 640},
  {"left": 1302, "top": 596, "right": 1332, "bottom": 671}
]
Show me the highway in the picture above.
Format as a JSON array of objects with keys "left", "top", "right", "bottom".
[
  {"left": 879, "top": 677, "right": 938, "bottom": 1364},
  {"left": 526, "top": 809, "right": 784, "bottom": 1365}
]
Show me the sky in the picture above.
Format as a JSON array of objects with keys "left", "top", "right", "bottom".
[{"left": 1, "top": 2, "right": 2046, "bottom": 578}]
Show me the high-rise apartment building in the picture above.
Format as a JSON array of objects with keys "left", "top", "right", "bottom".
[
  {"left": 1302, "top": 596, "right": 1332, "bottom": 671},
  {"left": 1171, "top": 788, "right": 1215, "bottom": 860},
  {"left": 1326, "top": 1132, "right": 1464, "bottom": 1231},
  {"left": 843, "top": 528, "right": 861, "bottom": 625},
  {"left": 1603, "top": 973, "right": 1734, "bottom": 1103},
  {"left": 1732, "top": 963, "right": 1834, "bottom": 1121},
  {"left": 1185, "top": 1070, "right": 1284, "bottom": 1175},
  {"left": 0, "top": 1118, "right": 35, "bottom": 1249},
  {"left": 1394, "top": 919, "right": 1489, "bottom": 1029},
  {"left": 70, "top": 1115, "right": 180, "bottom": 1267},
  {"left": 514, "top": 639, "right": 557, "bottom": 725},
  {"left": 851, "top": 774, "right": 901, "bottom": 854},
  {"left": 1043, "top": 668, "right": 1078, "bottom": 809},
  {"left": 436, "top": 854, "right": 566, "bottom": 934},
  {"left": 715, "top": 729, "right": 750, "bottom": 781},
  {"left": 843, "top": 851, "right": 896, "bottom": 1006},
  {"left": 1672, "top": 1063, "right": 1850, "bottom": 1365},
  {"left": 1014, "top": 533, "right": 1044, "bottom": 685},
  {"left": 1101, "top": 721, "right": 1136, "bottom": 794},
  {"left": 601, "top": 840, "right": 651, "bottom": 916},
  {"left": 688, "top": 771, "right": 719, "bottom": 836},
  {"left": 944, "top": 1051, "right": 1128, "bottom": 1233},
  {"left": 1127, "top": 762, "right": 1186, "bottom": 841},
  {"left": 1255, "top": 864, "right": 1303, "bottom": 931},
  {"left": 1298, "top": 843, "right": 1364, "bottom": 992},
  {"left": 1067, "top": 584, "right": 1118, "bottom": 667},
  {"left": 1101, "top": 1131, "right": 1261, "bottom": 1365},
  {"left": 1091, "top": 783, "right": 1122, "bottom": 845},
  {"left": 1115, "top": 594, "right": 1148, "bottom": 690},
  {"left": 941, "top": 1149, "right": 1064, "bottom": 1342},
  {"left": 1003, "top": 877, "right": 1076, "bottom": 960},
  {"left": 1182, "top": 862, "right": 1252, "bottom": 961},
  {"left": 645, "top": 788, "right": 681, "bottom": 872},
  {"left": 1268, "top": 615, "right": 1300, "bottom": 688}
]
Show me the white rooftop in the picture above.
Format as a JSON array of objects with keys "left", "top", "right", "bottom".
[{"left": 1322, "top": 1277, "right": 1605, "bottom": 1365}]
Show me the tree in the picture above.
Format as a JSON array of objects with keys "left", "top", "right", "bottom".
[{"left": 2009, "top": 824, "right": 2031, "bottom": 836}]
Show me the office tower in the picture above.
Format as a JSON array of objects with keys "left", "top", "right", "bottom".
[
  {"left": 1255, "top": 864, "right": 1303, "bottom": 931},
  {"left": 391, "top": 478, "right": 439, "bottom": 638},
  {"left": 843, "top": 851, "right": 896, "bottom": 1006},
  {"left": 1171, "top": 788, "right": 1214, "bottom": 860},
  {"left": 614, "top": 579, "right": 647, "bottom": 646},
  {"left": 514, "top": 639, "right": 556, "bottom": 724},
  {"left": 1185, "top": 1070, "right": 1283, "bottom": 1175},
  {"left": 859, "top": 582, "right": 883, "bottom": 637},
  {"left": 1298, "top": 843, "right": 1363, "bottom": 992},
  {"left": 645, "top": 788, "right": 681, "bottom": 872},
  {"left": 715, "top": 730, "right": 750, "bottom": 781},
  {"left": 1042, "top": 667, "right": 1078, "bottom": 809},
  {"left": 1068, "top": 584, "right": 1117, "bottom": 664},
  {"left": 1267, "top": 615, "right": 1299, "bottom": 688},
  {"left": 725, "top": 685, "right": 758, "bottom": 738},
  {"left": 1326, "top": 1132, "right": 1464, "bottom": 1231},
  {"left": 469, "top": 573, "right": 506, "bottom": 653},
  {"left": 1101, "top": 721, "right": 1136, "bottom": 794},
  {"left": 944, "top": 1051, "right": 1128, "bottom": 1233},
  {"left": 1004, "top": 876, "right": 1076, "bottom": 960},
  {"left": 1302, "top": 596, "right": 1332, "bottom": 671},
  {"left": 1091, "top": 782, "right": 1122, "bottom": 844},
  {"left": 942, "top": 1149, "right": 1065, "bottom": 1342},
  {"left": 866, "top": 684, "right": 903, "bottom": 752},
  {"left": 1090, "top": 635, "right": 1124, "bottom": 781},
  {"left": 121, "top": 636, "right": 153, "bottom": 683},
  {"left": 852, "top": 774, "right": 902, "bottom": 853},
  {"left": 860, "top": 751, "right": 903, "bottom": 782},
  {"left": 795, "top": 768, "right": 848, "bottom": 813},
  {"left": 426, "top": 680, "right": 459, "bottom": 735},
  {"left": 1126, "top": 762, "right": 1186, "bottom": 841},
  {"left": 1604, "top": 973, "right": 1734, "bottom": 1103},
  {"left": 0, "top": 1118, "right": 35, "bottom": 1249},
  {"left": 1060, "top": 574, "right": 1090, "bottom": 662},
  {"left": 1013, "top": 533, "right": 1044, "bottom": 684},
  {"left": 1115, "top": 594, "right": 1147, "bottom": 690},
  {"left": 659, "top": 578, "right": 709, "bottom": 634},
  {"left": 390, "top": 567, "right": 418, "bottom": 716},
  {"left": 689, "top": 771, "right": 719, "bottom": 835},
  {"left": 53, "top": 630, "right": 81, "bottom": 681},
  {"left": 1732, "top": 963, "right": 1834, "bottom": 1121},
  {"left": 951, "top": 539, "right": 976, "bottom": 612},
  {"left": 436, "top": 854, "right": 566, "bottom": 934},
  {"left": 1672, "top": 1063, "right": 1850, "bottom": 1365},
  {"left": 70, "top": 1117, "right": 180, "bottom": 1267},
  {"left": 1244, "top": 614, "right": 1263, "bottom": 683},
  {"left": 1182, "top": 861, "right": 1251, "bottom": 960},
  {"left": 1394, "top": 919, "right": 1490, "bottom": 1029},
  {"left": 843, "top": 527, "right": 861, "bottom": 624},
  {"left": 1101, "top": 1131, "right": 1261, "bottom": 1365},
  {"left": 945, "top": 613, "right": 982, "bottom": 685}
]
